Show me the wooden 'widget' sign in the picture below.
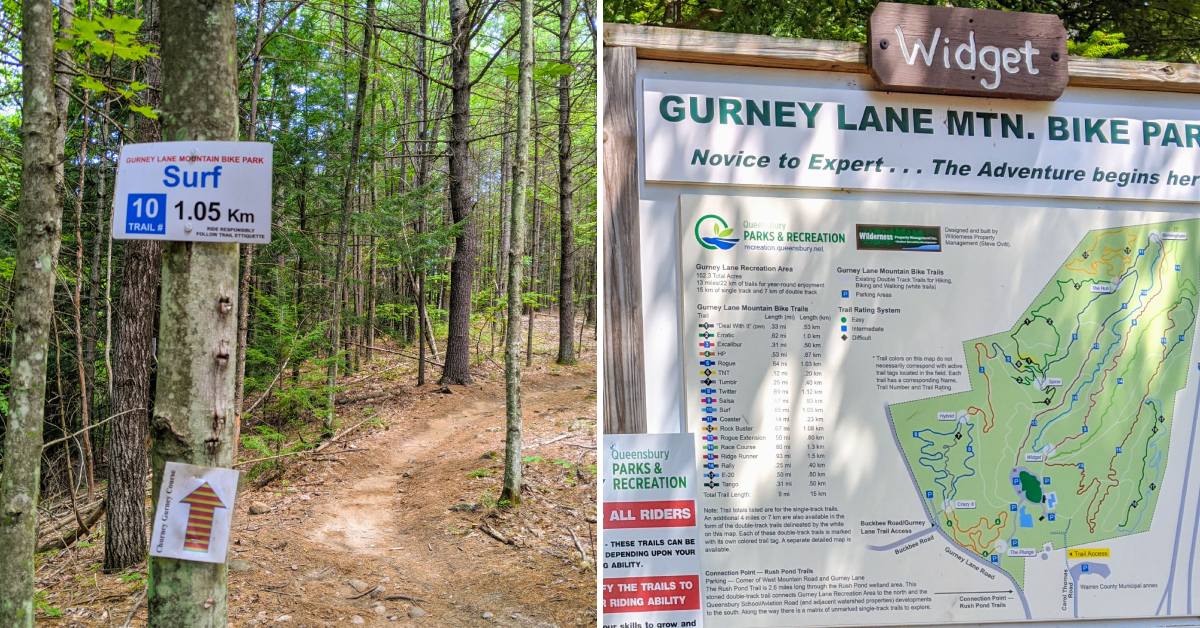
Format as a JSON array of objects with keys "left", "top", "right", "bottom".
[{"left": 868, "top": 2, "right": 1068, "bottom": 100}]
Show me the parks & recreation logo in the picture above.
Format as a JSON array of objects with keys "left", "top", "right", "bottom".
[{"left": 695, "top": 214, "right": 739, "bottom": 250}]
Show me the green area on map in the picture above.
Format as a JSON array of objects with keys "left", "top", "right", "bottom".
[{"left": 889, "top": 219, "right": 1200, "bottom": 589}]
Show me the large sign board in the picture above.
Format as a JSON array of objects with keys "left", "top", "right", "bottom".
[
  {"left": 642, "top": 78, "right": 1200, "bottom": 201},
  {"left": 678, "top": 194, "right": 1200, "bottom": 625},
  {"left": 112, "top": 141, "right": 273, "bottom": 243},
  {"left": 867, "top": 2, "right": 1068, "bottom": 100}
]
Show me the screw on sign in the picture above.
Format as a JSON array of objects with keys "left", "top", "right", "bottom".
[{"left": 181, "top": 482, "right": 227, "bottom": 552}]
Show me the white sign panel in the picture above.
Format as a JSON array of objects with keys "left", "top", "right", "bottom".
[
  {"left": 149, "top": 462, "right": 240, "bottom": 564},
  {"left": 112, "top": 141, "right": 272, "bottom": 243},
  {"left": 678, "top": 193, "right": 1200, "bottom": 625},
  {"left": 642, "top": 78, "right": 1200, "bottom": 201},
  {"left": 602, "top": 433, "right": 704, "bottom": 628}
]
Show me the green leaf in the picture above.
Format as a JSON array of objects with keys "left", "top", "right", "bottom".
[
  {"left": 77, "top": 75, "right": 107, "bottom": 93},
  {"left": 97, "top": 14, "right": 143, "bottom": 35},
  {"left": 719, "top": 227, "right": 733, "bottom": 237},
  {"left": 129, "top": 104, "right": 158, "bottom": 120},
  {"left": 537, "top": 62, "right": 574, "bottom": 78}
]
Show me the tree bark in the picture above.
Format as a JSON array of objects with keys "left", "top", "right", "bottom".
[
  {"left": 325, "top": 0, "right": 375, "bottom": 430},
  {"left": 52, "top": 0, "right": 73, "bottom": 195},
  {"left": 556, "top": 0, "right": 577, "bottom": 365},
  {"left": 0, "top": 0, "right": 62, "bottom": 623},
  {"left": 104, "top": 0, "right": 162, "bottom": 575},
  {"left": 440, "top": 0, "right": 475, "bottom": 385},
  {"left": 502, "top": 0, "right": 534, "bottom": 506},
  {"left": 416, "top": 0, "right": 429, "bottom": 386},
  {"left": 70, "top": 86, "right": 97, "bottom": 500},
  {"left": 147, "top": 0, "right": 240, "bottom": 623},
  {"left": 526, "top": 104, "right": 540, "bottom": 368},
  {"left": 235, "top": 0, "right": 268, "bottom": 447}
]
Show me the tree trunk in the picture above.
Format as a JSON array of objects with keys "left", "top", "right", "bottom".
[
  {"left": 325, "top": 0, "right": 375, "bottom": 430},
  {"left": 86, "top": 102, "right": 111, "bottom": 422},
  {"left": 147, "top": 1, "right": 240, "bottom": 623},
  {"left": 526, "top": 105, "right": 540, "bottom": 368},
  {"left": 416, "top": 0, "right": 429, "bottom": 385},
  {"left": 556, "top": 0, "right": 576, "bottom": 365},
  {"left": 498, "top": 85, "right": 512, "bottom": 297},
  {"left": 104, "top": 0, "right": 162, "bottom": 575},
  {"left": 440, "top": 0, "right": 475, "bottom": 385},
  {"left": 52, "top": 0, "right": 73, "bottom": 195},
  {"left": 292, "top": 164, "right": 307, "bottom": 384},
  {"left": 70, "top": 86, "right": 97, "bottom": 500},
  {"left": 502, "top": 0, "right": 534, "bottom": 506},
  {"left": 235, "top": 0, "right": 268, "bottom": 449},
  {"left": 0, "top": 1, "right": 62, "bottom": 623}
]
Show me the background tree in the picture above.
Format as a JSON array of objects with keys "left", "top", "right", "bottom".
[
  {"left": 503, "top": 0, "right": 534, "bottom": 506},
  {"left": 0, "top": 0, "right": 63, "bottom": 623}
]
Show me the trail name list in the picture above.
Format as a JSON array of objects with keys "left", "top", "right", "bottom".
[{"left": 642, "top": 78, "right": 1200, "bottom": 201}]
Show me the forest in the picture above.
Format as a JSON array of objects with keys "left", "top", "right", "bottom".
[{"left": 1, "top": 0, "right": 597, "bottom": 624}]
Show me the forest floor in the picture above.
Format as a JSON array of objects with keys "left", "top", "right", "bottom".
[{"left": 33, "top": 320, "right": 598, "bottom": 627}]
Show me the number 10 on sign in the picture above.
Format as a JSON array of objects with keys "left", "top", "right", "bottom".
[{"left": 126, "top": 193, "right": 167, "bottom": 235}]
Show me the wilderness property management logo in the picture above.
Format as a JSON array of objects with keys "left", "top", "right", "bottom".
[{"left": 695, "top": 214, "right": 739, "bottom": 250}]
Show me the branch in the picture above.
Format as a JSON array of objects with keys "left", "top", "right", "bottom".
[{"left": 42, "top": 408, "right": 144, "bottom": 450}]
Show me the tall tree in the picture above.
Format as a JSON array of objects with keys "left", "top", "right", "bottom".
[
  {"left": 235, "top": 0, "right": 269, "bottom": 441},
  {"left": 416, "top": 0, "right": 431, "bottom": 386},
  {"left": 441, "top": 0, "right": 476, "bottom": 385},
  {"left": 326, "top": 0, "right": 376, "bottom": 430},
  {"left": 503, "top": 0, "right": 535, "bottom": 506},
  {"left": 147, "top": 0, "right": 240, "bottom": 622},
  {"left": 104, "top": 0, "right": 163, "bottom": 574},
  {"left": 0, "top": 0, "right": 63, "bottom": 623},
  {"left": 556, "top": 0, "right": 577, "bottom": 365}
]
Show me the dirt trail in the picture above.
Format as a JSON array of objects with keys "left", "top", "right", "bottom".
[{"left": 224, "top": 362, "right": 597, "bottom": 627}]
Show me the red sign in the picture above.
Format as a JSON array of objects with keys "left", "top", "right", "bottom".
[
  {"left": 603, "top": 575, "right": 702, "bottom": 613},
  {"left": 604, "top": 499, "right": 696, "bottom": 529}
]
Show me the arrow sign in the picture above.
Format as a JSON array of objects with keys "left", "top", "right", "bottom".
[
  {"left": 149, "top": 461, "right": 240, "bottom": 564},
  {"left": 180, "top": 482, "right": 227, "bottom": 552}
]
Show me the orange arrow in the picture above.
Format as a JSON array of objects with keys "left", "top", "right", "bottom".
[{"left": 180, "top": 482, "right": 226, "bottom": 552}]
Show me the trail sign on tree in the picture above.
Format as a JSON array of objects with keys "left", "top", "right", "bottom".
[
  {"left": 112, "top": 141, "right": 273, "bottom": 243},
  {"left": 149, "top": 463, "right": 238, "bottom": 564}
]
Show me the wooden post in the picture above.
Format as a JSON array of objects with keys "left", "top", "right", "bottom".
[
  {"left": 148, "top": 1, "right": 239, "bottom": 624},
  {"left": 602, "top": 46, "right": 647, "bottom": 434}
]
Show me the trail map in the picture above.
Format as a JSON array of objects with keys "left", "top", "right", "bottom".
[
  {"left": 889, "top": 221, "right": 1200, "bottom": 593},
  {"left": 678, "top": 195, "right": 1200, "bottom": 626}
]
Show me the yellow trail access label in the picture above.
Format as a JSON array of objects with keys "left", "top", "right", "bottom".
[{"left": 1067, "top": 548, "right": 1111, "bottom": 559}]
